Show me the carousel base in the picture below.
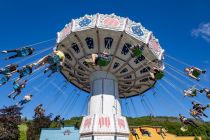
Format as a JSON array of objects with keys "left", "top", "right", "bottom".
[{"left": 79, "top": 114, "right": 130, "bottom": 140}]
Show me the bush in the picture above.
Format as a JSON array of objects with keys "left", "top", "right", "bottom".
[{"left": 18, "top": 124, "right": 27, "bottom": 140}]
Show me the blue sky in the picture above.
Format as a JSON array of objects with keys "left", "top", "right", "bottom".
[{"left": 0, "top": 0, "right": 210, "bottom": 121}]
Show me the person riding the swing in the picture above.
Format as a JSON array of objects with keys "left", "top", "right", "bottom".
[
  {"left": 131, "top": 128, "right": 140, "bottom": 140},
  {"left": 85, "top": 49, "right": 112, "bottom": 66},
  {"left": 44, "top": 63, "right": 62, "bottom": 77},
  {"left": 184, "top": 67, "right": 206, "bottom": 81},
  {"left": 34, "top": 104, "right": 45, "bottom": 117},
  {"left": 1, "top": 47, "right": 35, "bottom": 60},
  {"left": 0, "top": 74, "right": 12, "bottom": 87},
  {"left": 8, "top": 80, "right": 27, "bottom": 100},
  {"left": 191, "top": 101, "right": 209, "bottom": 118},
  {"left": 16, "top": 64, "right": 34, "bottom": 82},
  {"left": 139, "top": 127, "right": 151, "bottom": 137},
  {"left": 190, "top": 109, "right": 204, "bottom": 120},
  {"left": 183, "top": 86, "right": 202, "bottom": 97},
  {"left": 0, "top": 64, "right": 18, "bottom": 75},
  {"left": 200, "top": 88, "right": 210, "bottom": 99},
  {"left": 59, "top": 118, "right": 65, "bottom": 128},
  {"left": 179, "top": 114, "right": 198, "bottom": 128},
  {"left": 150, "top": 67, "right": 164, "bottom": 80},
  {"left": 17, "top": 94, "right": 33, "bottom": 106},
  {"left": 54, "top": 115, "right": 61, "bottom": 122},
  {"left": 156, "top": 127, "right": 167, "bottom": 139},
  {"left": 34, "top": 50, "right": 65, "bottom": 69}
]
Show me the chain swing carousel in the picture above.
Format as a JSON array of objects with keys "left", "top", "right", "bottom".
[
  {"left": 56, "top": 13, "right": 164, "bottom": 140},
  {"left": 1, "top": 13, "right": 209, "bottom": 140}
]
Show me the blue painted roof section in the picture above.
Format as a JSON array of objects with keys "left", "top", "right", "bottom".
[{"left": 40, "top": 126, "right": 80, "bottom": 140}]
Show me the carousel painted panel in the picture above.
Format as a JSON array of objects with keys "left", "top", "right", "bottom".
[
  {"left": 115, "top": 115, "right": 129, "bottom": 134},
  {"left": 148, "top": 34, "right": 164, "bottom": 60},
  {"left": 125, "top": 19, "right": 150, "bottom": 44},
  {"left": 80, "top": 115, "right": 95, "bottom": 134},
  {"left": 93, "top": 114, "right": 115, "bottom": 133},
  {"left": 57, "top": 22, "right": 72, "bottom": 43},
  {"left": 72, "top": 14, "right": 97, "bottom": 32},
  {"left": 97, "top": 14, "right": 127, "bottom": 31}
]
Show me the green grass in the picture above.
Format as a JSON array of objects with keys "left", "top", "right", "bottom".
[{"left": 18, "top": 124, "right": 28, "bottom": 140}]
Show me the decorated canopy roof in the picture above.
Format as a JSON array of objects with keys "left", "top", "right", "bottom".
[{"left": 56, "top": 13, "right": 164, "bottom": 98}]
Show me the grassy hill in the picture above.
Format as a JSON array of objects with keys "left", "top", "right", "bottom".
[{"left": 19, "top": 116, "right": 210, "bottom": 140}]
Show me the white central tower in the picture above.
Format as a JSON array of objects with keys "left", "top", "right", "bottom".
[{"left": 79, "top": 71, "right": 129, "bottom": 140}]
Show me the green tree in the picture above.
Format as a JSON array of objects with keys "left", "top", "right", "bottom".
[
  {"left": 0, "top": 105, "right": 22, "bottom": 140},
  {"left": 27, "top": 114, "right": 52, "bottom": 140}
]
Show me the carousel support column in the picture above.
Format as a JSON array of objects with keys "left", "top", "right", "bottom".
[
  {"left": 79, "top": 71, "right": 130, "bottom": 140},
  {"left": 89, "top": 71, "right": 121, "bottom": 115}
]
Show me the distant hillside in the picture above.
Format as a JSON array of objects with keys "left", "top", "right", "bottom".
[{"left": 61, "top": 116, "right": 210, "bottom": 137}]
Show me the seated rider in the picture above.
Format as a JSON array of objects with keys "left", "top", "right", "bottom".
[
  {"left": 183, "top": 86, "right": 202, "bottom": 97},
  {"left": 85, "top": 50, "right": 112, "bottom": 66},
  {"left": 139, "top": 127, "right": 151, "bottom": 137},
  {"left": 16, "top": 64, "right": 34, "bottom": 82},
  {"left": 184, "top": 67, "right": 206, "bottom": 81},
  {"left": 34, "top": 50, "right": 65, "bottom": 69},
  {"left": 150, "top": 67, "right": 164, "bottom": 80},
  {"left": 17, "top": 94, "right": 32, "bottom": 106},
  {"left": 34, "top": 104, "right": 45, "bottom": 117},
  {"left": 190, "top": 109, "right": 204, "bottom": 120},
  {"left": 59, "top": 118, "right": 65, "bottom": 128},
  {"left": 44, "top": 63, "right": 62, "bottom": 77},
  {"left": 0, "top": 74, "right": 12, "bottom": 87},
  {"left": 54, "top": 115, "right": 61, "bottom": 122},
  {"left": 192, "top": 101, "right": 209, "bottom": 118},
  {"left": 156, "top": 127, "right": 167, "bottom": 139},
  {"left": 200, "top": 88, "right": 210, "bottom": 99},
  {"left": 8, "top": 80, "right": 27, "bottom": 100},
  {"left": 0, "top": 64, "right": 18, "bottom": 75},
  {"left": 179, "top": 114, "right": 198, "bottom": 128},
  {"left": 131, "top": 128, "right": 140, "bottom": 140},
  {"left": 1, "top": 47, "right": 35, "bottom": 60}
]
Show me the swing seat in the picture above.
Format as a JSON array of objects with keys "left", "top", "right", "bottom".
[
  {"left": 1, "top": 69, "right": 10, "bottom": 75},
  {"left": 155, "top": 71, "right": 164, "bottom": 80},
  {"left": 22, "top": 68, "right": 32, "bottom": 76},
  {"left": 162, "top": 128, "right": 168, "bottom": 133},
  {"left": 48, "top": 55, "right": 60, "bottom": 65},
  {"left": 180, "top": 126, "right": 188, "bottom": 132},
  {"left": 133, "top": 48, "right": 142, "bottom": 57},
  {"left": 192, "top": 90, "right": 197, "bottom": 96},
  {"left": 13, "top": 84, "right": 20, "bottom": 90},
  {"left": 17, "top": 49, "right": 30, "bottom": 57},
  {"left": 192, "top": 70, "right": 200, "bottom": 78},
  {"left": 0, "top": 77, "right": 7, "bottom": 84}
]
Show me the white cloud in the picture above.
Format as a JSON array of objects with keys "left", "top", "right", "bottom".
[{"left": 192, "top": 22, "right": 210, "bottom": 42}]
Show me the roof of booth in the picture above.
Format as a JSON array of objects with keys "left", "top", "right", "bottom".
[
  {"left": 56, "top": 13, "right": 164, "bottom": 98},
  {"left": 40, "top": 126, "right": 79, "bottom": 140}
]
